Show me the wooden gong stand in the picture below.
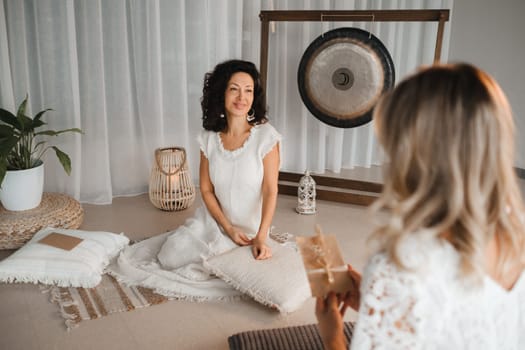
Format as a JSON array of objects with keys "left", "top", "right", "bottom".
[{"left": 259, "top": 9, "right": 450, "bottom": 206}]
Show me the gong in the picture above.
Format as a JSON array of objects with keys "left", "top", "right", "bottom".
[{"left": 297, "top": 27, "right": 395, "bottom": 128}]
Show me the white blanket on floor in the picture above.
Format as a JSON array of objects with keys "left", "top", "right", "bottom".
[
  {"left": 107, "top": 232, "right": 243, "bottom": 300},
  {"left": 107, "top": 208, "right": 243, "bottom": 301}
]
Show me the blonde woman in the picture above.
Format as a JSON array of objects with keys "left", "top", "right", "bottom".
[{"left": 316, "top": 63, "right": 525, "bottom": 349}]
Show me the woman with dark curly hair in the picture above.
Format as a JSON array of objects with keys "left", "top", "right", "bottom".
[
  {"left": 109, "top": 60, "right": 282, "bottom": 301},
  {"left": 201, "top": 59, "right": 268, "bottom": 132},
  {"left": 190, "top": 58, "right": 281, "bottom": 260}
]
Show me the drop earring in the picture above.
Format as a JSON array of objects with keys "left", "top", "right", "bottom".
[
  {"left": 220, "top": 113, "right": 225, "bottom": 119},
  {"left": 246, "top": 109, "right": 255, "bottom": 122}
]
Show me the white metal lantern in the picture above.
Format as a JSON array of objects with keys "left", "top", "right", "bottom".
[
  {"left": 149, "top": 147, "right": 196, "bottom": 211},
  {"left": 296, "top": 170, "right": 317, "bottom": 214}
]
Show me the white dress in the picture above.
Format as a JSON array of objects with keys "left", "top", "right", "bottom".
[
  {"left": 108, "top": 123, "right": 282, "bottom": 300},
  {"left": 351, "top": 232, "right": 525, "bottom": 350}
]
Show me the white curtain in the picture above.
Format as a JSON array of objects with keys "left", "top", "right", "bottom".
[{"left": 0, "top": 0, "right": 452, "bottom": 204}]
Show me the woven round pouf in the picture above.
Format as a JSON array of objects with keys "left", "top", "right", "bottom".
[{"left": 0, "top": 192, "right": 84, "bottom": 249}]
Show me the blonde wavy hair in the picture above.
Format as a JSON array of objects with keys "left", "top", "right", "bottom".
[{"left": 371, "top": 63, "right": 525, "bottom": 279}]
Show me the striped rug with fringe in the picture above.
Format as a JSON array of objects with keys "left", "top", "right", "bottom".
[{"left": 44, "top": 274, "right": 170, "bottom": 330}]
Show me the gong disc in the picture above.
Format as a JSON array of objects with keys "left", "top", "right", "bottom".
[{"left": 297, "top": 27, "right": 395, "bottom": 128}]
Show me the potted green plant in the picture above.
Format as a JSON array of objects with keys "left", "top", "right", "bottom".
[{"left": 0, "top": 95, "right": 82, "bottom": 211}]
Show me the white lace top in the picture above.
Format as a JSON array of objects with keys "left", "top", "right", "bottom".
[{"left": 351, "top": 233, "right": 525, "bottom": 350}]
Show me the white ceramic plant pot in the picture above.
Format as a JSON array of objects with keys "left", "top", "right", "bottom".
[{"left": 0, "top": 161, "right": 44, "bottom": 211}]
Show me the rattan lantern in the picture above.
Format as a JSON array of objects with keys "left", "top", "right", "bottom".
[
  {"left": 149, "top": 147, "right": 195, "bottom": 211},
  {"left": 296, "top": 170, "right": 317, "bottom": 215}
]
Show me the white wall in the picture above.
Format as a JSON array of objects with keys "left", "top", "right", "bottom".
[{"left": 448, "top": 0, "right": 525, "bottom": 168}]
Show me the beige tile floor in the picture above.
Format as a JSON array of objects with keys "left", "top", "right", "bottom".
[{"left": 1, "top": 168, "right": 523, "bottom": 350}]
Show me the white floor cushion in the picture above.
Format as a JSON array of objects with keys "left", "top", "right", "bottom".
[
  {"left": 203, "top": 239, "right": 311, "bottom": 313},
  {"left": 0, "top": 227, "right": 129, "bottom": 288}
]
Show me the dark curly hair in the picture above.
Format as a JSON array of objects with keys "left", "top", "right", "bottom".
[{"left": 201, "top": 59, "right": 267, "bottom": 131}]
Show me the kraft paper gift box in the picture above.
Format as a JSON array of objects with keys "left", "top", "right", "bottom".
[{"left": 296, "top": 226, "right": 353, "bottom": 297}]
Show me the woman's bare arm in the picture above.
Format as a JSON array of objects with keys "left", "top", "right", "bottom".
[{"left": 252, "top": 143, "right": 280, "bottom": 259}]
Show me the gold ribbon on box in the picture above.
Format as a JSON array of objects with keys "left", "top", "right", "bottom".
[{"left": 296, "top": 225, "right": 353, "bottom": 297}]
